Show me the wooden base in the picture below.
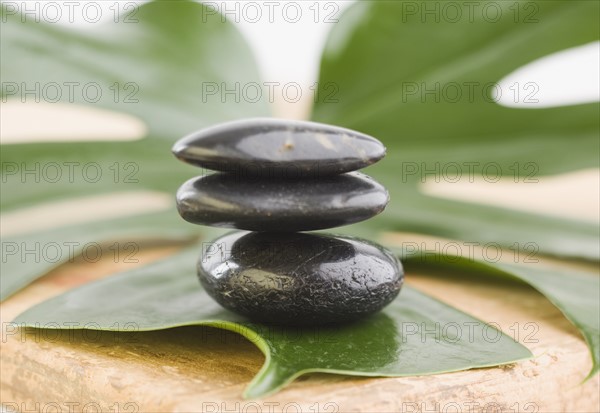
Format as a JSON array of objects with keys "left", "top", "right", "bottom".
[{"left": 1, "top": 246, "right": 598, "bottom": 412}]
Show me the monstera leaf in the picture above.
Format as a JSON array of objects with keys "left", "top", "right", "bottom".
[
  {"left": 0, "top": 0, "right": 267, "bottom": 299},
  {"left": 2, "top": 0, "right": 598, "bottom": 399},
  {"left": 12, "top": 247, "right": 532, "bottom": 398},
  {"left": 310, "top": 0, "right": 600, "bottom": 378},
  {"left": 313, "top": 0, "right": 599, "bottom": 260},
  {"left": 401, "top": 252, "right": 600, "bottom": 377},
  {"left": 1, "top": 0, "right": 268, "bottom": 210}
]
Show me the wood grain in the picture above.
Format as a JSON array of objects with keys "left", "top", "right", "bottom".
[{"left": 1, "top": 244, "right": 598, "bottom": 413}]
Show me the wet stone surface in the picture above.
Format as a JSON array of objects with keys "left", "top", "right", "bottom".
[
  {"left": 197, "top": 231, "right": 404, "bottom": 325},
  {"left": 172, "top": 118, "right": 386, "bottom": 178},
  {"left": 174, "top": 118, "right": 402, "bottom": 325},
  {"left": 176, "top": 172, "right": 389, "bottom": 232}
]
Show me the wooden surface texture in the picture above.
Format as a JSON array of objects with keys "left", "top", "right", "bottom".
[{"left": 1, "top": 243, "right": 598, "bottom": 412}]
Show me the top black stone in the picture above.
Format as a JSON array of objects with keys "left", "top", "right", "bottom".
[{"left": 172, "top": 118, "right": 386, "bottom": 178}]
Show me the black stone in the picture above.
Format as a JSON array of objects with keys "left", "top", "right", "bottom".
[
  {"left": 176, "top": 172, "right": 389, "bottom": 232},
  {"left": 172, "top": 118, "right": 386, "bottom": 178},
  {"left": 198, "top": 231, "right": 403, "bottom": 325}
]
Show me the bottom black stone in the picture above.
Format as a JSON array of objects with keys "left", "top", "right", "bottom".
[{"left": 198, "top": 231, "right": 404, "bottom": 325}]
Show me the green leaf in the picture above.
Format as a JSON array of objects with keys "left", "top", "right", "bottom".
[
  {"left": 0, "top": 210, "right": 201, "bottom": 301},
  {"left": 403, "top": 253, "right": 600, "bottom": 377},
  {"left": 2, "top": 0, "right": 593, "bottom": 393},
  {"left": 0, "top": 0, "right": 268, "bottom": 298},
  {"left": 312, "top": 0, "right": 600, "bottom": 378},
  {"left": 312, "top": 0, "right": 600, "bottom": 260},
  {"left": 1, "top": 0, "right": 268, "bottom": 210},
  {"left": 12, "top": 247, "right": 532, "bottom": 399}
]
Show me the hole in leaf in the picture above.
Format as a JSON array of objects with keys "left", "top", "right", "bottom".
[
  {"left": 0, "top": 101, "right": 148, "bottom": 144},
  {"left": 420, "top": 168, "right": 599, "bottom": 223},
  {"left": 496, "top": 42, "right": 599, "bottom": 109},
  {"left": 0, "top": 191, "right": 172, "bottom": 237}
]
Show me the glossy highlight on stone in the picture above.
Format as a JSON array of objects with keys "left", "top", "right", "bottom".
[
  {"left": 172, "top": 118, "right": 386, "bottom": 178},
  {"left": 176, "top": 172, "right": 389, "bottom": 232},
  {"left": 198, "top": 231, "right": 404, "bottom": 325},
  {"left": 173, "top": 118, "right": 403, "bottom": 325}
]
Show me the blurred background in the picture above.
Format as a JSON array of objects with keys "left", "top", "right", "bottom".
[
  {"left": 2, "top": 0, "right": 598, "bottom": 233},
  {"left": 3, "top": 0, "right": 599, "bottom": 119}
]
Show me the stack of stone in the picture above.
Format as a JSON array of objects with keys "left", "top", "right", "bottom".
[{"left": 172, "top": 118, "right": 403, "bottom": 325}]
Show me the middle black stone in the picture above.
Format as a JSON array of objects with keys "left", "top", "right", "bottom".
[{"left": 176, "top": 171, "right": 389, "bottom": 232}]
